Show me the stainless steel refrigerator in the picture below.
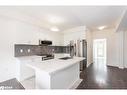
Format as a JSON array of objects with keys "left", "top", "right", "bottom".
[{"left": 72, "top": 39, "right": 87, "bottom": 71}]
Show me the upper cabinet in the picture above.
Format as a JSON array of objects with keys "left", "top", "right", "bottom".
[{"left": 63, "top": 26, "right": 87, "bottom": 45}]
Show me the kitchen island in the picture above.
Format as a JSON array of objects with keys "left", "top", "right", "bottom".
[{"left": 27, "top": 57, "right": 85, "bottom": 89}]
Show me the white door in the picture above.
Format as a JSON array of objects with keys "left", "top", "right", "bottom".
[{"left": 93, "top": 39, "right": 107, "bottom": 65}]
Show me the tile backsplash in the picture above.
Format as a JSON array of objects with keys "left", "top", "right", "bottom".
[{"left": 14, "top": 44, "right": 70, "bottom": 57}]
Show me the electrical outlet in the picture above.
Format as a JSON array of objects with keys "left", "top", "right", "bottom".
[
  {"left": 28, "top": 49, "right": 31, "bottom": 53},
  {"left": 20, "top": 49, "right": 23, "bottom": 53}
]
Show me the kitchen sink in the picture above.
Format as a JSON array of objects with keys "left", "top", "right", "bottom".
[{"left": 59, "top": 57, "right": 72, "bottom": 60}]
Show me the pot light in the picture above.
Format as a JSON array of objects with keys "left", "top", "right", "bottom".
[
  {"left": 50, "top": 27, "right": 59, "bottom": 32},
  {"left": 98, "top": 26, "right": 107, "bottom": 30}
]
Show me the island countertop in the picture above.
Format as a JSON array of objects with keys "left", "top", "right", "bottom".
[{"left": 26, "top": 57, "right": 85, "bottom": 75}]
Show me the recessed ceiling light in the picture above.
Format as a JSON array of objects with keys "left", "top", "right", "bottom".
[
  {"left": 50, "top": 27, "right": 59, "bottom": 32},
  {"left": 98, "top": 26, "right": 107, "bottom": 30}
]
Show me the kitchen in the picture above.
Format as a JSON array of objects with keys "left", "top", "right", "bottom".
[
  {"left": 14, "top": 27, "right": 87, "bottom": 89},
  {"left": 0, "top": 6, "right": 127, "bottom": 90}
]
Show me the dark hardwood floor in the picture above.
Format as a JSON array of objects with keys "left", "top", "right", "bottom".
[
  {"left": 0, "top": 78, "right": 25, "bottom": 90},
  {"left": 77, "top": 62, "right": 127, "bottom": 89}
]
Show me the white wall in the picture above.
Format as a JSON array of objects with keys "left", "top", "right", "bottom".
[
  {"left": 92, "top": 29, "right": 120, "bottom": 67},
  {"left": 85, "top": 30, "right": 93, "bottom": 67},
  {"left": 124, "top": 31, "right": 127, "bottom": 68},
  {"left": 0, "top": 15, "right": 63, "bottom": 82}
]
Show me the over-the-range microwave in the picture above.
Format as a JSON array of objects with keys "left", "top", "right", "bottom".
[{"left": 39, "top": 40, "right": 52, "bottom": 45}]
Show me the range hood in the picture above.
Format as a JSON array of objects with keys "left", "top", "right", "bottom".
[{"left": 39, "top": 40, "right": 52, "bottom": 45}]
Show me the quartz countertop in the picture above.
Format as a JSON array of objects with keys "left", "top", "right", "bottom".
[{"left": 26, "top": 57, "right": 85, "bottom": 75}]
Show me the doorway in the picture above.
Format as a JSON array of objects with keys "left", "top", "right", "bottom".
[{"left": 93, "top": 39, "right": 107, "bottom": 66}]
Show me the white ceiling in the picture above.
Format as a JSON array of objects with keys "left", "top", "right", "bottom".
[{"left": 0, "top": 6, "right": 126, "bottom": 31}]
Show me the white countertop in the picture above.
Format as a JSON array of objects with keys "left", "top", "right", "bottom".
[{"left": 26, "top": 57, "right": 85, "bottom": 75}]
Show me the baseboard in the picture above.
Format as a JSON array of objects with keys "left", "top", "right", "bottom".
[
  {"left": 123, "top": 65, "right": 127, "bottom": 69},
  {"left": 20, "top": 75, "right": 35, "bottom": 82},
  {"left": 118, "top": 66, "right": 124, "bottom": 69},
  {"left": 107, "top": 64, "right": 124, "bottom": 69},
  {"left": 69, "top": 79, "right": 83, "bottom": 89},
  {"left": 106, "top": 64, "right": 117, "bottom": 67},
  {"left": 87, "top": 63, "right": 92, "bottom": 68}
]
